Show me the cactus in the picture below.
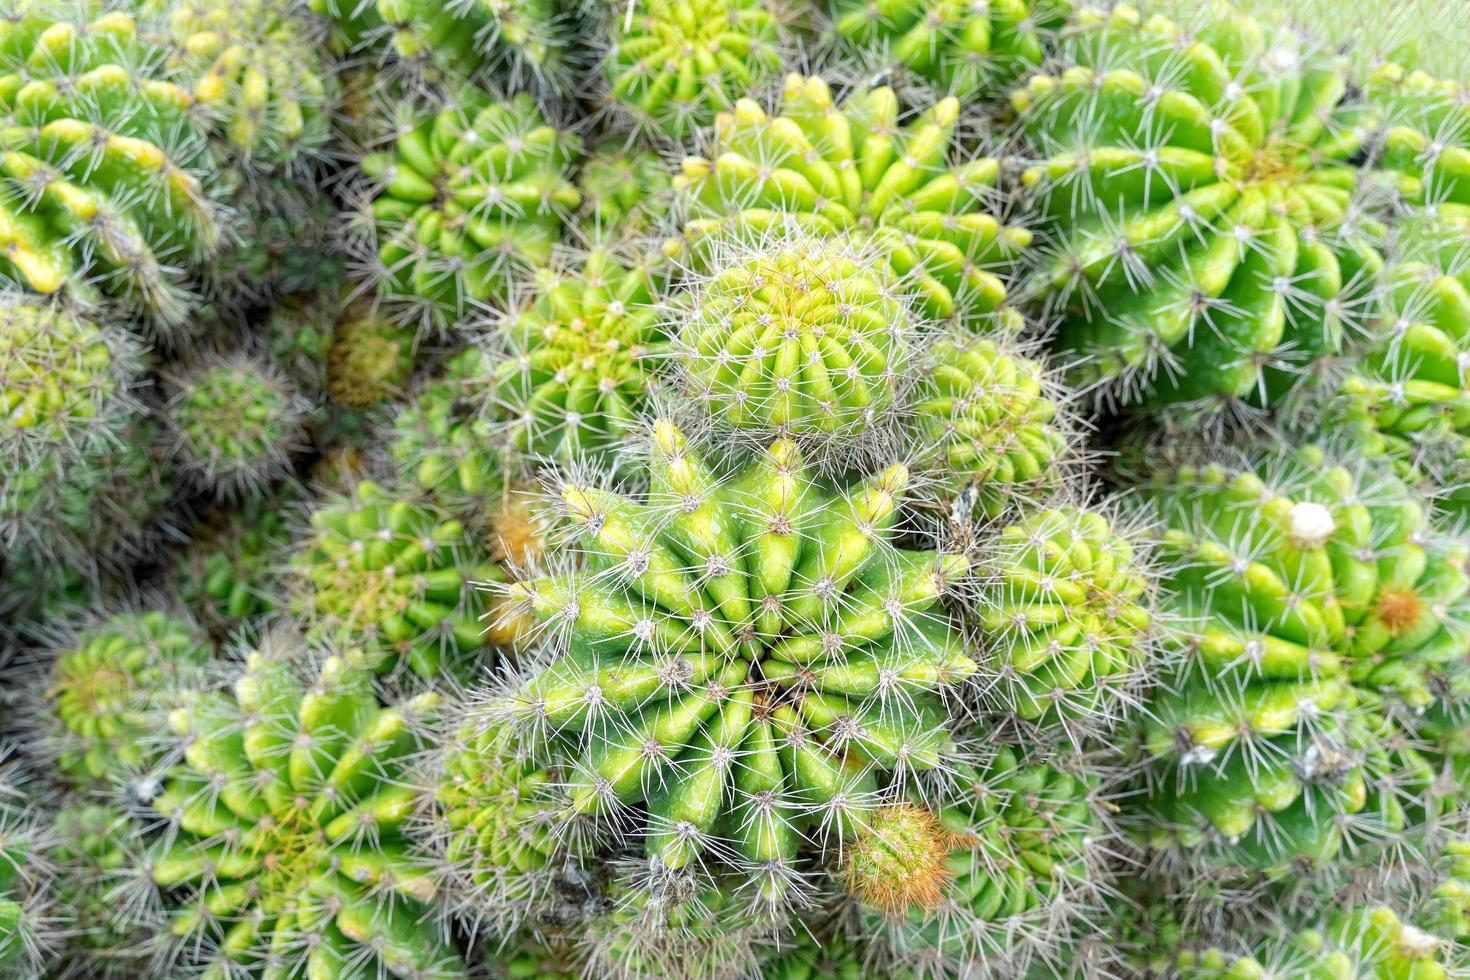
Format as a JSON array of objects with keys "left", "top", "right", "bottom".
[
  {"left": 603, "top": 0, "right": 783, "bottom": 144},
  {"left": 1135, "top": 444, "right": 1470, "bottom": 875},
  {"left": 759, "top": 926, "right": 878, "bottom": 980},
  {"left": 676, "top": 235, "right": 917, "bottom": 442},
  {"left": 0, "top": 3, "right": 221, "bottom": 327},
  {"left": 216, "top": 174, "right": 344, "bottom": 300},
  {"left": 827, "top": 0, "right": 1071, "bottom": 101},
  {"left": 47, "top": 803, "right": 162, "bottom": 975},
  {"left": 675, "top": 74, "right": 1031, "bottom": 325},
  {"left": 844, "top": 747, "right": 1104, "bottom": 976},
  {"left": 155, "top": 0, "right": 338, "bottom": 173},
  {"left": 1011, "top": 3, "right": 1385, "bottom": 412},
  {"left": 1368, "top": 61, "right": 1470, "bottom": 208},
  {"left": 163, "top": 350, "right": 310, "bottom": 499},
  {"left": 149, "top": 642, "right": 466, "bottom": 978},
  {"left": 389, "top": 345, "right": 508, "bottom": 515},
  {"left": 359, "top": 89, "right": 581, "bottom": 332},
  {"left": 326, "top": 303, "right": 417, "bottom": 410},
  {"left": 1334, "top": 205, "right": 1470, "bottom": 485},
  {"left": 369, "top": 0, "right": 585, "bottom": 91},
  {"left": 288, "top": 479, "right": 503, "bottom": 677},
  {"left": 578, "top": 144, "right": 674, "bottom": 242},
  {"left": 175, "top": 488, "right": 300, "bottom": 632},
  {"left": 0, "top": 792, "right": 52, "bottom": 974},
  {"left": 495, "top": 420, "right": 975, "bottom": 904},
  {"left": 909, "top": 334, "right": 1068, "bottom": 518},
  {"left": 495, "top": 245, "right": 670, "bottom": 462},
  {"left": 44, "top": 609, "right": 215, "bottom": 787},
  {"left": 973, "top": 505, "right": 1154, "bottom": 729}
]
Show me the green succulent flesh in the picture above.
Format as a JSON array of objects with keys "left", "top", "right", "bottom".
[
  {"left": 1014, "top": 3, "right": 1383, "bottom": 409},
  {"left": 675, "top": 73, "right": 1031, "bottom": 325},
  {"left": 504, "top": 421, "right": 974, "bottom": 900}
]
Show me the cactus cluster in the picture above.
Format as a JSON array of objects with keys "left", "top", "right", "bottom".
[{"left": 5, "top": 1, "right": 1470, "bottom": 978}]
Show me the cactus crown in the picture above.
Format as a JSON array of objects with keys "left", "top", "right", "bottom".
[
  {"left": 149, "top": 641, "right": 464, "bottom": 978},
  {"left": 676, "top": 73, "right": 1031, "bottom": 326},
  {"left": 495, "top": 419, "right": 975, "bottom": 905}
]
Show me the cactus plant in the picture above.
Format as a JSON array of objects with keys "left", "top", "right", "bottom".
[
  {"left": 359, "top": 89, "right": 581, "bottom": 332},
  {"left": 44, "top": 609, "right": 214, "bottom": 787},
  {"left": 367, "top": 0, "right": 585, "bottom": 91},
  {"left": 0, "top": 793, "right": 52, "bottom": 975},
  {"left": 1011, "top": 3, "right": 1385, "bottom": 412},
  {"left": 326, "top": 303, "right": 417, "bottom": 410},
  {"left": 843, "top": 747, "right": 1104, "bottom": 977},
  {"left": 163, "top": 351, "right": 310, "bottom": 499},
  {"left": 175, "top": 488, "right": 300, "bottom": 632},
  {"left": 288, "top": 479, "right": 503, "bottom": 677},
  {"left": 1135, "top": 444, "right": 1470, "bottom": 875},
  {"left": 47, "top": 803, "right": 162, "bottom": 975},
  {"left": 493, "top": 420, "right": 975, "bottom": 903},
  {"left": 1334, "top": 205, "right": 1470, "bottom": 486},
  {"left": 0, "top": 3, "right": 221, "bottom": 327},
  {"left": 827, "top": 0, "right": 1072, "bottom": 101},
  {"left": 1368, "top": 61, "right": 1470, "bottom": 208},
  {"left": 973, "top": 505, "right": 1154, "bottom": 729},
  {"left": 494, "top": 245, "right": 670, "bottom": 462},
  {"left": 149, "top": 642, "right": 466, "bottom": 978},
  {"left": 909, "top": 334, "right": 1068, "bottom": 518},
  {"left": 154, "top": 0, "right": 339, "bottom": 173},
  {"left": 675, "top": 235, "right": 917, "bottom": 443},
  {"left": 578, "top": 144, "right": 674, "bottom": 242},
  {"left": 603, "top": 0, "right": 783, "bottom": 144},
  {"left": 389, "top": 345, "right": 508, "bottom": 515},
  {"left": 675, "top": 74, "right": 1031, "bottom": 325}
]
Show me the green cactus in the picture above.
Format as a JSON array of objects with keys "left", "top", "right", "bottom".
[
  {"left": 163, "top": 351, "right": 309, "bottom": 499},
  {"left": 677, "top": 236, "right": 916, "bottom": 439},
  {"left": 1136, "top": 444, "right": 1470, "bottom": 874},
  {"left": 1012, "top": 3, "right": 1385, "bottom": 411},
  {"left": 603, "top": 0, "right": 783, "bottom": 143},
  {"left": 910, "top": 335, "right": 1068, "bottom": 518},
  {"left": 974, "top": 505, "right": 1153, "bottom": 727},
  {"left": 497, "top": 420, "right": 974, "bottom": 903},
  {"left": 288, "top": 479, "right": 503, "bottom": 678},
  {"left": 578, "top": 144, "right": 674, "bottom": 242},
  {"left": 217, "top": 173, "right": 344, "bottom": 299},
  {"left": 176, "top": 488, "right": 300, "bottom": 631},
  {"left": 1335, "top": 205, "right": 1470, "bottom": 483},
  {"left": 326, "top": 303, "right": 417, "bottom": 410},
  {"left": 1425, "top": 837, "right": 1470, "bottom": 944},
  {"left": 0, "top": 796, "right": 51, "bottom": 974},
  {"left": 1174, "top": 905, "right": 1453, "bottom": 979},
  {"left": 45, "top": 609, "right": 214, "bottom": 786},
  {"left": 48, "top": 803, "right": 160, "bottom": 975},
  {"left": 371, "top": 0, "right": 584, "bottom": 90},
  {"left": 1368, "top": 61, "right": 1470, "bottom": 208},
  {"left": 494, "top": 245, "right": 671, "bottom": 461},
  {"left": 759, "top": 926, "right": 878, "bottom": 980},
  {"left": 150, "top": 645, "right": 466, "bottom": 978},
  {"left": 675, "top": 74, "right": 1032, "bottom": 325},
  {"left": 827, "top": 0, "right": 1072, "bottom": 101},
  {"left": 360, "top": 89, "right": 580, "bottom": 331},
  {"left": 155, "top": 0, "right": 339, "bottom": 173},
  {"left": 844, "top": 747, "right": 1102, "bottom": 975},
  {"left": 493, "top": 928, "right": 588, "bottom": 980},
  {"left": 0, "top": 3, "right": 222, "bottom": 327},
  {"left": 389, "top": 345, "right": 508, "bottom": 515}
]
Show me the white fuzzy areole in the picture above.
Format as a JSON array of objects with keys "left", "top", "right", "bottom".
[{"left": 1287, "top": 501, "right": 1335, "bottom": 549}]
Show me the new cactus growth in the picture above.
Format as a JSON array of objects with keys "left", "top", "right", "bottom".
[
  {"left": 150, "top": 643, "right": 465, "bottom": 978},
  {"left": 326, "top": 303, "right": 417, "bottom": 410},
  {"left": 163, "top": 351, "right": 310, "bottom": 499},
  {"left": 974, "top": 505, "right": 1153, "bottom": 728},
  {"left": 44, "top": 609, "right": 214, "bottom": 786},
  {"left": 495, "top": 245, "right": 670, "bottom": 461},
  {"left": 603, "top": 0, "right": 783, "bottom": 143},
  {"left": 677, "top": 236, "right": 916, "bottom": 442},
  {"left": 676, "top": 75, "right": 1031, "bottom": 325},
  {"left": 845, "top": 747, "right": 1104, "bottom": 976},
  {"left": 1012, "top": 3, "right": 1384, "bottom": 411},
  {"left": 0, "top": 4, "right": 221, "bottom": 327},
  {"left": 289, "top": 479, "right": 503, "bottom": 677},
  {"left": 360, "top": 90, "right": 581, "bottom": 331},
  {"left": 1137, "top": 444, "right": 1470, "bottom": 874},
  {"left": 496, "top": 420, "right": 975, "bottom": 903},
  {"left": 157, "top": 0, "right": 339, "bottom": 172},
  {"left": 910, "top": 335, "right": 1068, "bottom": 518},
  {"left": 827, "top": 0, "right": 1071, "bottom": 101}
]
